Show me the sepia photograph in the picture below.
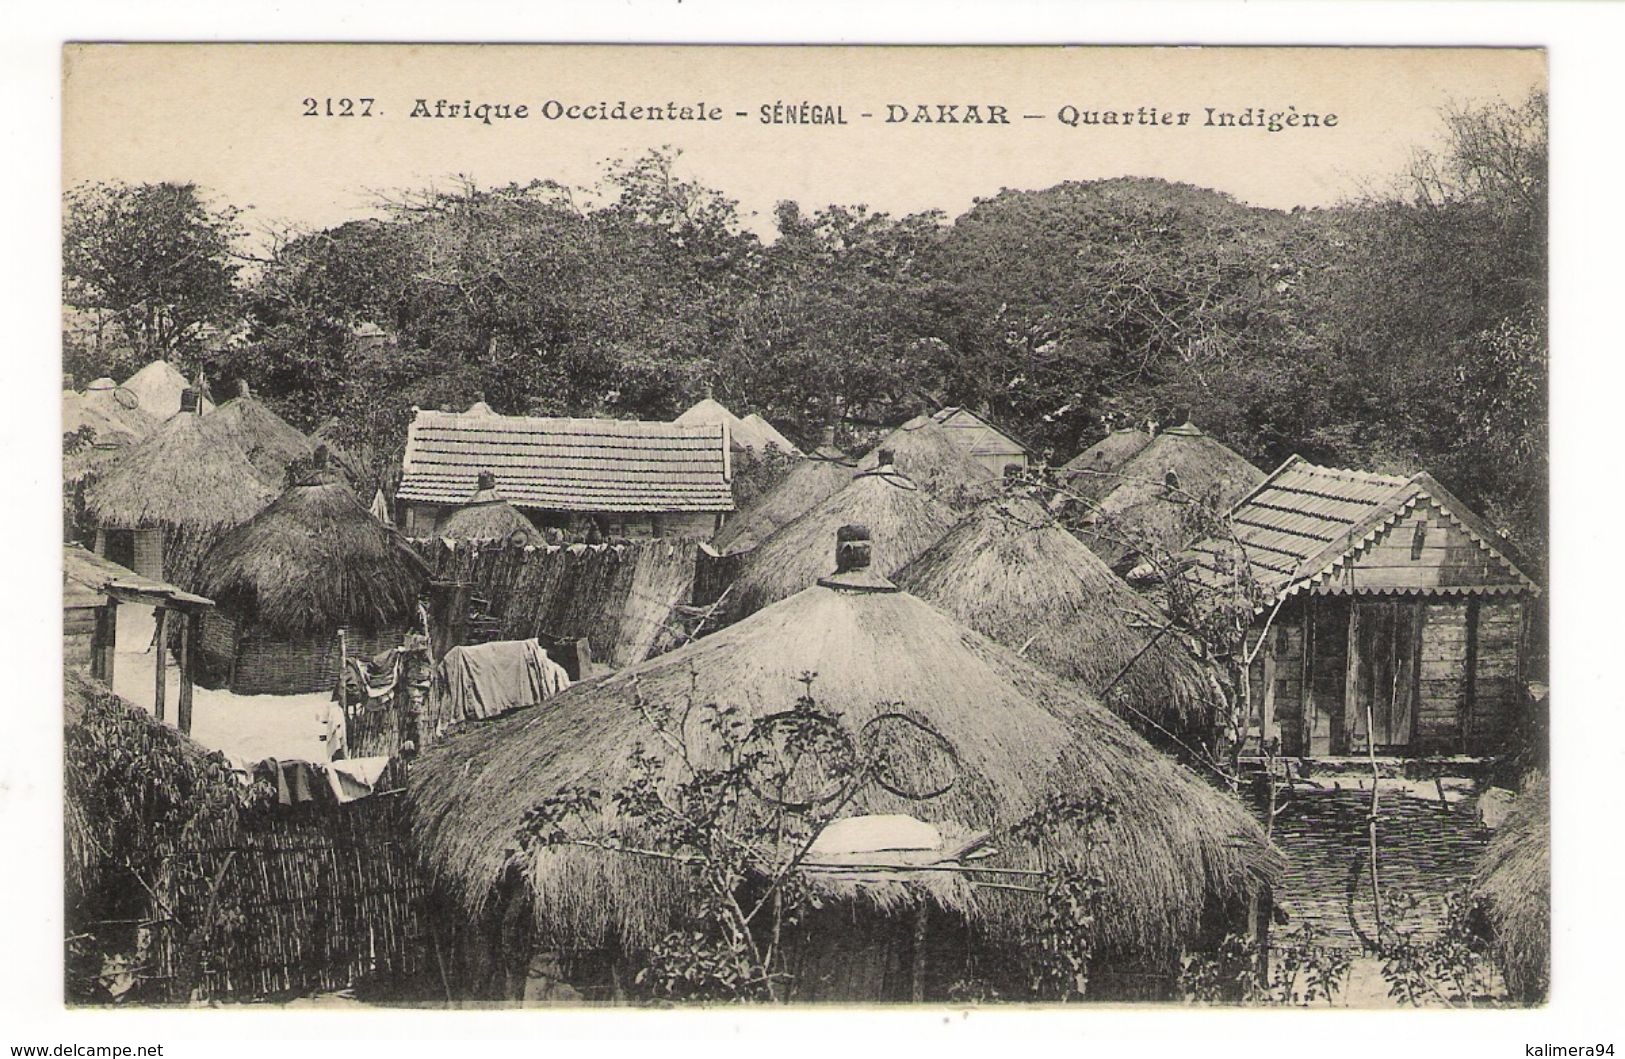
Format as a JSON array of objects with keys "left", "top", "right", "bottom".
[{"left": 53, "top": 41, "right": 1553, "bottom": 1014}]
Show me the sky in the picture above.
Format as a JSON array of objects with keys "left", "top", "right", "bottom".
[{"left": 63, "top": 45, "right": 1546, "bottom": 237}]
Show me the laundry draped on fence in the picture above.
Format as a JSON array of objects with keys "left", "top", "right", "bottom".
[{"left": 429, "top": 638, "right": 571, "bottom": 735}]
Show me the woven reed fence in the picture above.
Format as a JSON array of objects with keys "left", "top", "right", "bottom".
[
  {"left": 408, "top": 538, "right": 700, "bottom": 669},
  {"left": 140, "top": 776, "right": 428, "bottom": 1002},
  {"left": 1249, "top": 782, "right": 1491, "bottom": 950}
]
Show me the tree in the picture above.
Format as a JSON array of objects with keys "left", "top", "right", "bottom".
[{"left": 63, "top": 181, "right": 246, "bottom": 380}]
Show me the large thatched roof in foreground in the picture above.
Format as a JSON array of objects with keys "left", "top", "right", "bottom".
[
  {"left": 1072, "top": 423, "right": 1264, "bottom": 571},
  {"left": 196, "top": 473, "right": 430, "bottom": 637},
  {"left": 727, "top": 467, "right": 958, "bottom": 620},
  {"left": 83, "top": 411, "right": 278, "bottom": 532},
  {"left": 210, "top": 393, "right": 316, "bottom": 485},
  {"left": 1474, "top": 772, "right": 1549, "bottom": 1003},
  {"left": 408, "top": 568, "right": 1274, "bottom": 963},
  {"left": 896, "top": 495, "right": 1220, "bottom": 738},
  {"left": 853, "top": 416, "right": 998, "bottom": 509},
  {"left": 712, "top": 454, "right": 855, "bottom": 555}
]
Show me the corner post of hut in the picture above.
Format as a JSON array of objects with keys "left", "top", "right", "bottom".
[
  {"left": 152, "top": 605, "right": 168, "bottom": 721},
  {"left": 177, "top": 605, "right": 200, "bottom": 736}
]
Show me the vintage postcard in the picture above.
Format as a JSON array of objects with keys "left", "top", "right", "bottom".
[{"left": 58, "top": 43, "right": 1548, "bottom": 1012}]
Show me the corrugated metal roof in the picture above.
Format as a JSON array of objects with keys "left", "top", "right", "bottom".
[
  {"left": 397, "top": 409, "right": 734, "bottom": 513},
  {"left": 63, "top": 543, "right": 214, "bottom": 608},
  {"left": 1180, "top": 456, "right": 1537, "bottom": 601}
]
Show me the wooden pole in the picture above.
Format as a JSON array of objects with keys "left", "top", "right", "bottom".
[
  {"left": 1343, "top": 600, "right": 1362, "bottom": 755},
  {"left": 177, "top": 609, "right": 198, "bottom": 736},
  {"left": 1300, "top": 599, "right": 1314, "bottom": 755},
  {"left": 910, "top": 903, "right": 928, "bottom": 1003},
  {"left": 153, "top": 606, "right": 168, "bottom": 722}
]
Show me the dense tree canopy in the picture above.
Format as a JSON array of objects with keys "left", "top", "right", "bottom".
[{"left": 62, "top": 96, "right": 1548, "bottom": 565}]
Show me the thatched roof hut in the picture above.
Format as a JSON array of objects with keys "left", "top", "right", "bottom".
[
  {"left": 64, "top": 378, "right": 158, "bottom": 446},
  {"left": 82, "top": 408, "right": 279, "bottom": 587},
  {"left": 726, "top": 461, "right": 958, "bottom": 620},
  {"left": 853, "top": 416, "right": 998, "bottom": 509},
  {"left": 435, "top": 471, "right": 538, "bottom": 543},
  {"left": 210, "top": 383, "right": 317, "bottom": 485},
  {"left": 122, "top": 359, "right": 213, "bottom": 419},
  {"left": 1059, "top": 426, "right": 1153, "bottom": 503},
  {"left": 1073, "top": 422, "right": 1264, "bottom": 572},
  {"left": 896, "top": 494, "right": 1219, "bottom": 740},
  {"left": 712, "top": 451, "right": 855, "bottom": 555},
  {"left": 408, "top": 526, "right": 1274, "bottom": 1001},
  {"left": 1473, "top": 772, "right": 1549, "bottom": 1004},
  {"left": 84, "top": 410, "right": 276, "bottom": 534},
  {"left": 194, "top": 464, "right": 431, "bottom": 694}
]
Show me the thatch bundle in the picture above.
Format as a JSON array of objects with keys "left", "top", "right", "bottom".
[
  {"left": 1073, "top": 423, "right": 1264, "bottom": 571},
  {"left": 407, "top": 540, "right": 1273, "bottom": 973},
  {"left": 896, "top": 495, "right": 1219, "bottom": 737},
  {"left": 1473, "top": 773, "right": 1549, "bottom": 1004},
  {"left": 726, "top": 466, "right": 958, "bottom": 619},
  {"left": 83, "top": 411, "right": 278, "bottom": 534},
  {"left": 210, "top": 390, "right": 317, "bottom": 485},
  {"left": 435, "top": 472, "right": 538, "bottom": 543},
  {"left": 196, "top": 472, "right": 430, "bottom": 638},
  {"left": 853, "top": 416, "right": 998, "bottom": 508},
  {"left": 712, "top": 452, "right": 855, "bottom": 554},
  {"left": 1059, "top": 427, "right": 1152, "bottom": 503}
]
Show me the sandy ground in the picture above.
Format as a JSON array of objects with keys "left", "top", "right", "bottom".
[{"left": 110, "top": 641, "right": 335, "bottom": 765}]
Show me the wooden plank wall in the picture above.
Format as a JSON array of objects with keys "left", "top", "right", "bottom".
[
  {"left": 1416, "top": 601, "right": 1471, "bottom": 751},
  {"left": 1470, "top": 599, "right": 1524, "bottom": 752},
  {"left": 1342, "top": 498, "right": 1523, "bottom": 592}
]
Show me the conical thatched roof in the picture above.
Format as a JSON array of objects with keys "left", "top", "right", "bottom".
[
  {"left": 728, "top": 466, "right": 958, "bottom": 619},
  {"left": 1074, "top": 423, "right": 1264, "bottom": 571},
  {"left": 196, "top": 472, "right": 430, "bottom": 637},
  {"left": 1473, "top": 773, "right": 1549, "bottom": 1004},
  {"left": 1060, "top": 427, "right": 1153, "bottom": 503},
  {"left": 676, "top": 398, "right": 802, "bottom": 455},
  {"left": 435, "top": 475, "right": 537, "bottom": 543},
  {"left": 210, "top": 392, "right": 317, "bottom": 485},
  {"left": 712, "top": 453, "right": 855, "bottom": 555},
  {"left": 83, "top": 411, "right": 278, "bottom": 532},
  {"left": 741, "top": 412, "right": 803, "bottom": 456},
  {"left": 408, "top": 556, "right": 1273, "bottom": 965},
  {"left": 896, "top": 495, "right": 1219, "bottom": 738},
  {"left": 854, "top": 416, "right": 998, "bottom": 508},
  {"left": 122, "top": 359, "right": 213, "bottom": 419},
  {"left": 63, "top": 379, "right": 157, "bottom": 445}
]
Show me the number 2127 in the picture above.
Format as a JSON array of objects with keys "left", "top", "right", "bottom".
[{"left": 303, "top": 98, "right": 375, "bottom": 117}]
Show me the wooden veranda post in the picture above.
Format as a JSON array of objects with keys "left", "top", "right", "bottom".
[
  {"left": 153, "top": 606, "right": 168, "bottom": 721},
  {"left": 177, "top": 609, "right": 199, "bottom": 736}
]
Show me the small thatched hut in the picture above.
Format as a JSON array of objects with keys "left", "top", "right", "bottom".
[
  {"left": 64, "top": 377, "right": 158, "bottom": 446},
  {"left": 726, "top": 459, "right": 958, "bottom": 620},
  {"left": 1072, "top": 422, "right": 1264, "bottom": 573},
  {"left": 195, "top": 461, "right": 431, "bottom": 695},
  {"left": 1473, "top": 772, "right": 1549, "bottom": 1004},
  {"left": 712, "top": 450, "right": 855, "bottom": 555},
  {"left": 853, "top": 416, "right": 999, "bottom": 509},
  {"left": 896, "top": 494, "right": 1219, "bottom": 742},
  {"left": 82, "top": 401, "right": 278, "bottom": 588},
  {"left": 1059, "top": 426, "right": 1153, "bottom": 503},
  {"left": 123, "top": 359, "right": 213, "bottom": 419},
  {"left": 210, "top": 382, "right": 317, "bottom": 485},
  {"left": 435, "top": 471, "right": 538, "bottom": 544},
  {"left": 408, "top": 527, "right": 1275, "bottom": 1003}
]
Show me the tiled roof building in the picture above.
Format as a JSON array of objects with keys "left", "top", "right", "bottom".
[{"left": 396, "top": 403, "right": 733, "bottom": 539}]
